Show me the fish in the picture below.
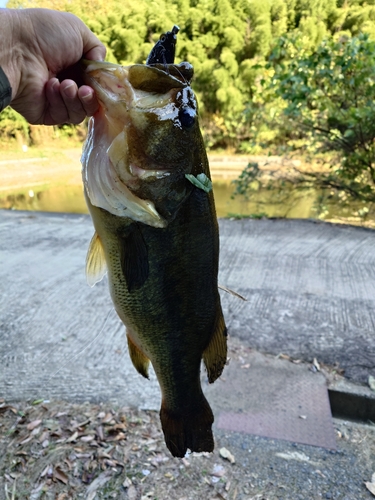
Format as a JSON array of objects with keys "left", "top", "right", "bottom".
[{"left": 81, "top": 27, "right": 227, "bottom": 458}]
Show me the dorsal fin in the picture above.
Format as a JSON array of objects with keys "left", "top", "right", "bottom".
[{"left": 86, "top": 232, "right": 107, "bottom": 287}]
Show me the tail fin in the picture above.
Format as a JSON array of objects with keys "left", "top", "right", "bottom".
[{"left": 160, "top": 396, "right": 214, "bottom": 458}]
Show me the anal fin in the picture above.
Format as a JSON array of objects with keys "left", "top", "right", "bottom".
[
  {"left": 127, "top": 330, "right": 150, "bottom": 379},
  {"left": 202, "top": 313, "right": 228, "bottom": 383}
]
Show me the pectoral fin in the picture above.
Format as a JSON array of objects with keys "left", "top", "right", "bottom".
[
  {"left": 86, "top": 232, "right": 107, "bottom": 287},
  {"left": 119, "top": 224, "right": 149, "bottom": 292},
  {"left": 127, "top": 330, "right": 150, "bottom": 379},
  {"left": 202, "top": 313, "right": 228, "bottom": 384}
]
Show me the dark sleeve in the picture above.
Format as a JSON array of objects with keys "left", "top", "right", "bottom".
[{"left": 0, "top": 66, "right": 12, "bottom": 112}]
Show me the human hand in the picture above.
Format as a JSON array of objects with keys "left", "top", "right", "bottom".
[{"left": 0, "top": 8, "right": 106, "bottom": 125}]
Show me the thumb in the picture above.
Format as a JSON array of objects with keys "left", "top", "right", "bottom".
[{"left": 80, "top": 25, "right": 106, "bottom": 61}]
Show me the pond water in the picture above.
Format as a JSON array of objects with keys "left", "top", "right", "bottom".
[{"left": 0, "top": 180, "right": 372, "bottom": 225}]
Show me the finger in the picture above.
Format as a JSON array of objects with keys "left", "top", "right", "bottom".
[
  {"left": 59, "top": 79, "right": 87, "bottom": 124},
  {"left": 44, "top": 78, "right": 70, "bottom": 125},
  {"left": 85, "top": 44, "right": 106, "bottom": 61},
  {"left": 78, "top": 85, "right": 99, "bottom": 117}
]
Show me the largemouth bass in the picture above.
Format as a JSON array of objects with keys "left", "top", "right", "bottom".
[{"left": 81, "top": 28, "right": 227, "bottom": 457}]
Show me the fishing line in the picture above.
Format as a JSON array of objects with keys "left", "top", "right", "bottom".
[{"left": 42, "top": 306, "right": 117, "bottom": 392}]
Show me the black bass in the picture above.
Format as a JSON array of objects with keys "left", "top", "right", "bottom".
[{"left": 81, "top": 28, "right": 227, "bottom": 457}]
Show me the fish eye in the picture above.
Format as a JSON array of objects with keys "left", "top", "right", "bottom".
[{"left": 178, "top": 108, "right": 195, "bottom": 128}]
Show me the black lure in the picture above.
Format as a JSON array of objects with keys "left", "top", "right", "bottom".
[{"left": 146, "top": 25, "right": 180, "bottom": 66}]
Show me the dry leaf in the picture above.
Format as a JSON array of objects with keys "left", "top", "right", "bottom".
[
  {"left": 101, "top": 413, "right": 114, "bottom": 424},
  {"left": 66, "top": 431, "right": 79, "bottom": 443},
  {"left": 219, "top": 447, "right": 235, "bottom": 464},
  {"left": 123, "top": 477, "right": 132, "bottom": 488},
  {"left": 80, "top": 435, "right": 95, "bottom": 442},
  {"left": 313, "top": 358, "right": 321, "bottom": 371},
  {"left": 128, "top": 485, "right": 138, "bottom": 500},
  {"left": 96, "top": 425, "right": 104, "bottom": 441},
  {"left": 86, "top": 471, "right": 112, "bottom": 500},
  {"left": 53, "top": 467, "right": 68, "bottom": 485},
  {"left": 27, "top": 419, "right": 42, "bottom": 431}
]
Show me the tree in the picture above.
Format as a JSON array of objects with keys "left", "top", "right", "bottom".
[{"left": 234, "top": 33, "right": 375, "bottom": 220}]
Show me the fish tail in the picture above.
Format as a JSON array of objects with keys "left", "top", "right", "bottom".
[
  {"left": 202, "top": 312, "right": 228, "bottom": 383},
  {"left": 160, "top": 395, "right": 214, "bottom": 458},
  {"left": 127, "top": 331, "right": 150, "bottom": 379}
]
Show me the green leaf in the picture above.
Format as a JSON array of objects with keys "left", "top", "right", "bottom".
[
  {"left": 32, "top": 399, "right": 44, "bottom": 405},
  {"left": 185, "top": 173, "right": 212, "bottom": 193}
]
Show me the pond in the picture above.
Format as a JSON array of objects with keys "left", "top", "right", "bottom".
[{"left": 0, "top": 179, "right": 372, "bottom": 226}]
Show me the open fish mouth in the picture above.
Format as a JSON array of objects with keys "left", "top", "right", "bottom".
[{"left": 81, "top": 58, "right": 198, "bottom": 228}]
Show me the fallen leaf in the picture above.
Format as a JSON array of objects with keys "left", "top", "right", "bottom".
[
  {"left": 96, "top": 425, "right": 104, "bottom": 441},
  {"left": 80, "top": 435, "right": 95, "bottom": 442},
  {"left": 220, "top": 447, "right": 235, "bottom": 464},
  {"left": 128, "top": 485, "right": 138, "bottom": 500},
  {"left": 276, "top": 451, "right": 317, "bottom": 465},
  {"left": 86, "top": 471, "right": 112, "bottom": 500},
  {"left": 0, "top": 405, "right": 17, "bottom": 414},
  {"left": 313, "top": 358, "right": 321, "bottom": 371},
  {"left": 123, "top": 477, "right": 132, "bottom": 488},
  {"left": 27, "top": 419, "right": 42, "bottom": 431},
  {"left": 276, "top": 353, "right": 290, "bottom": 360},
  {"left": 53, "top": 467, "right": 68, "bottom": 485},
  {"left": 32, "top": 399, "right": 44, "bottom": 405},
  {"left": 66, "top": 431, "right": 79, "bottom": 443},
  {"left": 101, "top": 413, "right": 114, "bottom": 424}
]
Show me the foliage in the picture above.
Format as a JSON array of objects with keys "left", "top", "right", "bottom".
[
  {"left": 4, "top": 0, "right": 375, "bottom": 167},
  {"left": 0, "top": 107, "right": 29, "bottom": 142},
  {"left": 232, "top": 33, "right": 375, "bottom": 217}
]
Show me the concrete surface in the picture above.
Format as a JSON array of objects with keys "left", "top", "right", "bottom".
[
  {"left": 2, "top": 210, "right": 375, "bottom": 499},
  {"left": 1, "top": 210, "right": 375, "bottom": 409}
]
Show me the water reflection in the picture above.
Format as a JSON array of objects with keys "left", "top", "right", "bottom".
[{"left": 0, "top": 181, "right": 372, "bottom": 225}]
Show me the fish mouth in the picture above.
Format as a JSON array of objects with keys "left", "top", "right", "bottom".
[{"left": 81, "top": 59, "right": 196, "bottom": 228}]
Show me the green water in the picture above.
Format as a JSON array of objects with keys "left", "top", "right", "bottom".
[{"left": 0, "top": 180, "right": 371, "bottom": 224}]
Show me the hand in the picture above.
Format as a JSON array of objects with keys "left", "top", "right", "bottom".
[{"left": 0, "top": 8, "right": 106, "bottom": 125}]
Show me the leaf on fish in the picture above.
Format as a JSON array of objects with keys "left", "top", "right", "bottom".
[{"left": 185, "top": 173, "right": 212, "bottom": 193}]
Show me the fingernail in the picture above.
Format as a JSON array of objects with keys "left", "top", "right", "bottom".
[
  {"left": 81, "top": 90, "right": 93, "bottom": 101},
  {"left": 63, "top": 83, "right": 76, "bottom": 99},
  {"left": 51, "top": 79, "right": 59, "bottom": 90}
]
